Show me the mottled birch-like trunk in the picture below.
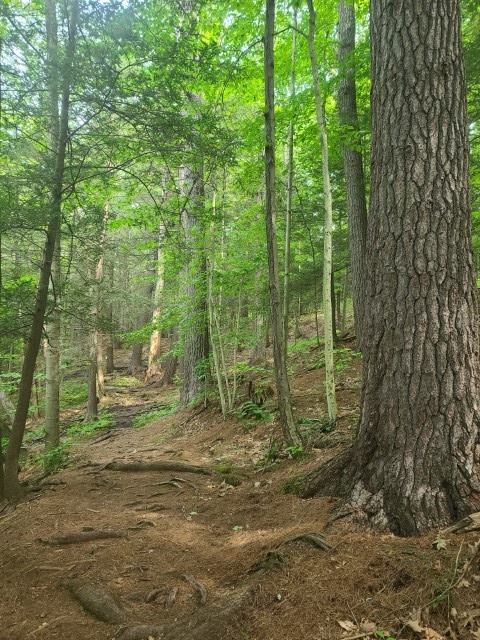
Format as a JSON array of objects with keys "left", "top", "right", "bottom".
[{"left": 306, "top": 0, "right": 337, "bottom": 423}]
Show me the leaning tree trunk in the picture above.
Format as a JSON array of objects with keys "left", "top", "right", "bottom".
[
  {"left": 337, "top": 0, "right": 367, "bottom": 350},
  {"left": 3, "top": 0, "right": 78, "bottom": 499},
  {"left": 302, "top": 0, "right": 480, "bottom": 536}
]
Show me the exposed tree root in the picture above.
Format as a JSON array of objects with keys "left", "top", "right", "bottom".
[
  {"left": 114, "top": 585, "right": 252, "bottom": 640},
  {"left": 177, "top": 404, "right": 208, "bottom": 429},
  {"left": 92, "top": 431, "right": 116, "bottom": 444},
  {"left": 39, "top": 529, "right": 125, "bottom": 545},
  {"left": 134, "top": 503, "right": 168, "bottom": 512},
  {"left": 105, "top": 461, "right": 211, "bottom": 475},
  {"left": 144, "top": 586, "right": 178, "bottom": 606},
  {"left": 247, "top": 533, "right": 330, "bottom": 575},
  {"left": 441, "top": 511, "right": 480, "bottom": 534},
  {"left": 66, "top": 581, "right": 127, "bottom": 623},
  {"left": 145, "top": 588, "right": 164, "bottom": 604},
  {"left": 278, "top": 531, "right": 332, "bottom": 552},
  {"left": 182, "top": 574, "right": 207, "bottom": 604},
  {"left": 114, "top": 625, "right": 164, "bottom": 640},
  {"left": 248, "top": 550, "right": 285, "bottom": 573},
  {"left": 297, "top": 446, "right": 354, "bottom": 499},
  {"left": 147, "top": 480, "right": 182, "bottom": 490},
  {"left": 164, "top": 587, "right": 178, "bottom": 608}
]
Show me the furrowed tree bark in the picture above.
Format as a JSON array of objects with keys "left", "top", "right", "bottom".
[
  {"left": 160, "top": 326, "right": 179, "bottom": 386},
  {"left": 3, "top": 0, "right": 78, "bottom": 499},
  {"left": 264, "top": 0, "right": 302, "bottom": 446},
  {"left": 179, "top": 160, "right": 209, "bottom": 409},
  {"left": 303, "top": 0, "right": 480, "bottom": 536},
  {"left": 306, "top": 0, "right": 337, "bottom": 423},
  {"left": 337, "top": 0, "right": 367, "bottom": 350}
]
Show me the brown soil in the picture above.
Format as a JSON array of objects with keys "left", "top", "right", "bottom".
[{"left": 1, "top": 349, "right": 480, "bottom": 640}]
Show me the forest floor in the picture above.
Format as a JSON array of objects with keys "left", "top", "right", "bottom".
[{"left": 1, "top": 336, "right": 480, "bottom": 640}]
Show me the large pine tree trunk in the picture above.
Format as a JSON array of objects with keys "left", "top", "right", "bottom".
[
  {"left": 303, "top": 0, "right": 480, "bottom": 536},
  {"left": 337, "top": 0, "right": 367, "bottom": 349}
]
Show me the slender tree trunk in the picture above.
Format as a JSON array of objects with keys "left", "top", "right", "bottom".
[
  {"left": 331, "top": 271, "right": 337, "bottom": 346},
  {"left": 86, "top": 203, "right": 109, "bottom": 419},
  {"left": 3, "top": 0, "right": 78, "bottom": 499},
  {"left": 179, "top": 180, "right": 209, "bottom": 407},
  {"left": 249, "top": 312, "right": 267, "bottom": 365},
  {"left": 303, "top": 0, "right": 480, "bottom": 536},
  {"left": 0, "top": 390, "right": 13, "bottom": 439},
  {"left": 130, "top": 244, "right": 156, "bottom": 374},
  {"left": 341, "top": 270, "right": 348, "bottom": 334},
  {"left": 283, "top": 8, "right": 297, "bottom": 359},
  {"left": 32, "top": 373, "right": 41, "bottom": 420},
  {"left": 264, "top": 0, "right": 302, "bottom": 446},
  {"left": 129, "top": 342, "right": 144, "bottom": 372},
  {"left": 106, "top": 340, "right": 114, "bottom": 373},
  {"left": 44, "top": 235, "right": 61, "bottom": 459},
  {"left": 0, "top": 434, "right": 3, "bottom": 498},
  {"left": 105, "top": 261, "right": 115, "bottom": 374},
  {"left": 337, "top": 0, "right": 368, "bottom": 350},
  {"left": 299, "top": 209, "right": 321, "bottom": 345},
  {"left": 145, "top": 225, "right": 166, "bottom": 381},
  {"left": 96, "top": 332, "right": 105, "bottom": 397},
  {"left": 306, "top": 0, "right": 337, "bottom": 423},
  {"left": 85, "top": 338, "right": 98, "bottom": 421},
  {"left": 161, "top": 327, "right": 178, "bottom": 386},
  {"left": 207, "top": 253, "right": 227, "bottom": 416}
]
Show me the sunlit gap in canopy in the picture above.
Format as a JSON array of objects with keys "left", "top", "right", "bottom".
[{"left": 94, "top": 0, "right": 131, "bottom": 7}]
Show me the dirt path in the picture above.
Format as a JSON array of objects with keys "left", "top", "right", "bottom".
[{"left": 1, "top": 368, "right": 479, "bottom": 640}]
